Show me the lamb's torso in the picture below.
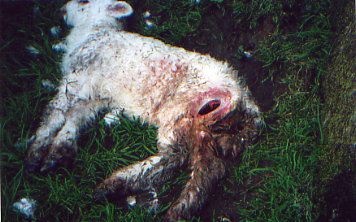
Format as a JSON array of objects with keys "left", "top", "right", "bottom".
[
  {"left": 62, "top": 26, "right": 240, "bottom": 129},
  {"left": 98, "top": 32, "right": 194, "bottom": 123}
]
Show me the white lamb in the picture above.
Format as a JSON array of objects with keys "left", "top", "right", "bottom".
[{"left": 25, "top": 0, "right": 261, "bottom": 221}]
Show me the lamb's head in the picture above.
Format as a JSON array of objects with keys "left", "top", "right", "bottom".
[
  {"left": 61, "top": 0, "right": 133, "bottom": 27},
  {"left": 188, "top": 87, "right": 261, "bottom": 158}
]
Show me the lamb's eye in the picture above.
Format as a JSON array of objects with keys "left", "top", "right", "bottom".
[
  {"left": 78, "top": 0, "right": 89, "bottom": 5},
  {"left": 198, "top": 99, "right": 221, "bottom": 115}
]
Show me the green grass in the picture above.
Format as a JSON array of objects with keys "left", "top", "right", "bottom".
[
  {"left": 231, "top": 0, "right": 286, "bottom": 29},
  {"left": 228, "top": 1, "right": 337, "bottom": 221},
  {"left": 234, "top": 89, "right": 322, "bottom": 221},
  {"left": 0, "top": 2, "right": 160, "bottom": 221},
  {"left": 130, "top": 0, "right": 202, "bottom": 44},
  {"left": 1, "top": 0, "right": 350, "bottom": 221}
]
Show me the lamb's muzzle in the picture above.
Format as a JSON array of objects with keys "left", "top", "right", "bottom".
[{"left": 25, "top": 0, "right": 262, "bottom": 220}]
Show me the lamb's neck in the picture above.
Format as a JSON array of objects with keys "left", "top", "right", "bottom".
[{"left": 65, "top": 21, "right": 120, "bottom": 53}]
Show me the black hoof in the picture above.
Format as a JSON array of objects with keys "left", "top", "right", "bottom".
[
  {"left": 24, "top": 160, "right": 39, "bottom": 173},
  {"left": 93, "top": 188, "right": 109, "bottom": 203},
  {"left": 40, "top": 159, "right": 57, "bottom": 172},
  {"left": 40, "top": 143, "right": 76, "bottom": 172}
]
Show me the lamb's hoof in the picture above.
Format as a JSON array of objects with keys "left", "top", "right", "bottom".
[
  {"left": 164, "top": 202, "right": 190, "bottom": 222},
  {"left": 24, "top": 160, "right": 40, "bottom": 173},
  {"left": 40, "top": 159, "right": 58, "bottom": 172},
  {"left": 25, "top": 144, "right": 48, "bottom": 173},
  {"left": 40, "top": 144, "right": 76, "bottom": 172},
  {"left": 163, "top": 211, "right": 182, "bottom": 222},
  {"left": 93, "top": 188, "right": 110, "bottom": 203},
  {"left": 94, "top": 178, "right": 128, "bottom": 203}
]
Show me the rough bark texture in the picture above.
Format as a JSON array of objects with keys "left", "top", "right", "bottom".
[{"left": 319, "top": 1, "right": 355, "bottom": 220}]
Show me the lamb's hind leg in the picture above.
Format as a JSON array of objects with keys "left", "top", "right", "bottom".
[
  {"left": 94, "top": 149, "right": 187, "bottom": 201},
  {"left": 165, "top": 132, "right": 225, "bottom": 221},
  {"left": 39, "top": 100, "right": 107, "bottom": 172}
]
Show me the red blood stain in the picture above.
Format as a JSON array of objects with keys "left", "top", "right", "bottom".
[{"left": 107, "top": 4, "right": 128, "bottom": 13}]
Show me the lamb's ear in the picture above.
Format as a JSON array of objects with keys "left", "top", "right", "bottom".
[{"left": 107, "top": 1, "right": 133, "bottom": 19}]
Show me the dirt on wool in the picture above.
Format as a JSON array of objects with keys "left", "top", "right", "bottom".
[{"left": 125, "top": 2, "right": 285, "bottom": 221}]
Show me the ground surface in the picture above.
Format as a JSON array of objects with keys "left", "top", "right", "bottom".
[{"left": 1, "top": 0, "right": 354, "bottom": 221}]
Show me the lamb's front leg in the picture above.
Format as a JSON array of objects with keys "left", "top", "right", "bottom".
[
  {"left": 94, "top": 149, "right": 187, "bottom": 201},
  {"left": 39, "top": 100, "right": 106, "bottom": 172},
  {"left": 25, "top": 91, "right": 71, "bottom": 172},
  {"left": 26, "top": 86, "right": 107, "bottom": 172},
  {"left": 165, "top": 131, "right": 225, "bottom": 221}
]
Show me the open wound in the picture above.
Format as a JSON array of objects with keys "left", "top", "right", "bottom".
[{"left": 198, "top": 99, "right": 221, "bottom": 115}]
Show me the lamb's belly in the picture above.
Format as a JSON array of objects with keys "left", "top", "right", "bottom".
[
  {"left": 115, "top": 89, "right": 155, "bottom": 122},
  {"left": 99, "top": 73, "right": 166, "bottom": 125}
]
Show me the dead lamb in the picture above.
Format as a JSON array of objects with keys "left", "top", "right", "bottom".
[{"left": 25, "top": 0, "right": 262, "bottom": 221}]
